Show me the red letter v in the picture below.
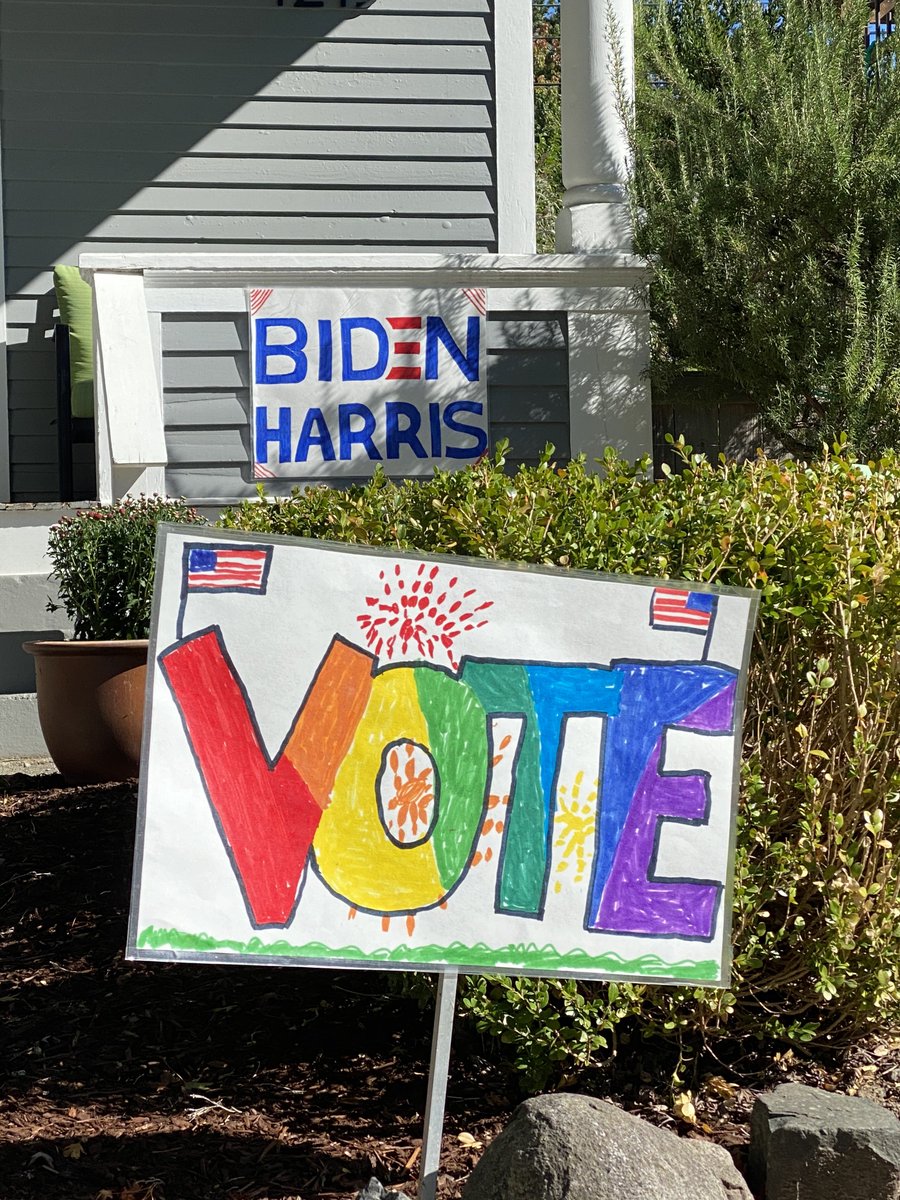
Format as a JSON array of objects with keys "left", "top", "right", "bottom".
[{"left": 159, "top": 627, "right": 372, "bottom": 928}]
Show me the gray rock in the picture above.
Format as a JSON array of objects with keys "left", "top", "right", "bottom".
[
  {"left": 462, "top": 1092, "right": 751, "bottom": 1200},
  {"left": 749, "top": 1082, "right": 900, "bottom": 1200},
  {"left": 355, "top": 1180, "right": 386, "bottom": 1200},
  {"left": 355, "top": 1178, "right": 410, "bottom": 1200}
]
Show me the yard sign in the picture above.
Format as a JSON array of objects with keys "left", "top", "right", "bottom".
[
  {"left": 128, "top": 528, "right": 758, "bottom": 987},
  {"left": 250, "top": 286, "right": 488, "bottom": 480}
]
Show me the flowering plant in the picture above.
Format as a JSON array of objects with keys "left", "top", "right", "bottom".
[{"left": 47, "top": 498, "right": 205, "bottom": 640}]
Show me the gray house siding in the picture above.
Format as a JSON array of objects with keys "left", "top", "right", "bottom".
[
  {"left": 1, "top": 0, "right": 514, "bottom": 501},
  {"left": 161, "top": 308, "right": 569, "bottom": 501}
]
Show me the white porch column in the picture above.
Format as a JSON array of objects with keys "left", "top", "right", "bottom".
[
  {"left": 557, "top": 0, "right": 651, "bottom": 467},
  {"left": 556, "top": 0, "right": 634, "bottom": 254}
]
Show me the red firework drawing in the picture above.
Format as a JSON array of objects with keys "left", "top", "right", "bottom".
[{"left": 357, "top": 562, "right": 493, "bottom": 668}]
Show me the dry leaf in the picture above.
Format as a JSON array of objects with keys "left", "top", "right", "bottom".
[
  {"left": 457, "top": 1131, "right": 483, "bottom": 1149},
  {"left": 673, "top": 1092, "right": 697, "bottom": 1124},
  {"left": 705, "top": 1075, "right": 737, "bottom": 1101},
  {"left": 62, "top": 1143, "right": 85, "bottom": 1160},
  {"left": 119, "top": 1183, "right": 163, "bottom": 1200}
]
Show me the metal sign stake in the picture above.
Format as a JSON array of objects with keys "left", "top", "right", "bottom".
[{"left": 418, "top": 969, "right": 459, "bottom": 1200}]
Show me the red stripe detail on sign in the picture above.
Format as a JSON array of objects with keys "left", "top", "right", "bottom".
[
  {"left": 461, "top": 287, "right": 487, "bottom": 316},
  {"left": 250, "top": 287, "right": 273, "bottom": 315}
]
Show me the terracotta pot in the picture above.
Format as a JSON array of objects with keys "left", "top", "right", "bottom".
[{"left": 23, "top": 639, "right": 149, "bottom": 784}]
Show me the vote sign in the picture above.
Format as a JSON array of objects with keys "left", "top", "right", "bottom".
[{"left": 129, "top": 528, "right": 758, "bottom": 986}]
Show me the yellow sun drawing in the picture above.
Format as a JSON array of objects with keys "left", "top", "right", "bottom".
[{"left": 552, "top": 771, "right": 598, "bottom": 894}]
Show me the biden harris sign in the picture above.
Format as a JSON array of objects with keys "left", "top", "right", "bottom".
[
  {"left": 128, "top": 527, "right": 758, "bottom": 986},
  {"left": 249, "top": 286, "right": 489, "bottom": 480}
]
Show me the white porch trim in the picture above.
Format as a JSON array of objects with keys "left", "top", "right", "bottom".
[
  {"left": 557, "top": 0, "right": 636, "bottom": 254},
  {"left": 554, "top": 0, "right": 651, "bottom": 465},
  {"left": 81, "top": 251, "right": 653, "bottom": 496},
  {"left": 91, "top": 272, "right": 166, "bottom": 502},
  {"left": 80, "top": 252, "right": 648, "bottom": 289},
  {"left": 494, "top": 0, "right": 537, "bottom": 253}
]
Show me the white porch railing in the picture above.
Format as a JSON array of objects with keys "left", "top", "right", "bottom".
[{"left": 79, "top": 252, "right": 652, "bottom": 504}]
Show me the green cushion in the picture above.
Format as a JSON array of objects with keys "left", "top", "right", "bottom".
[{"left": 53, "top": 265, "right": 94, "bottom": 419}]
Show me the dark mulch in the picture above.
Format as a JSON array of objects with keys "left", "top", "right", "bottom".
[
  {"left": 3, "top": 773, "right": 900, "bottom": 1200},
  {"left": 0, "top": 776, "right": 515, "bottom": 1200}
]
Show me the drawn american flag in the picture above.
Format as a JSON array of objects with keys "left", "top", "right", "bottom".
[
  {"left": 254, "top": 462, "right": 276, "bottom": 480},
  {"left": 650, "top": 587, "right": 717, "bottom": 633},
  {"left": 186, "top": 546, "right": 271, "bottom": 593}
]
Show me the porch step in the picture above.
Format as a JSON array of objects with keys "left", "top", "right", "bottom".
[
  {"left": 0, "top": 692, "right": 48, "bottom": 759},
  {"left": 0, "top": 506, "right": 75, "bottom": 759}
]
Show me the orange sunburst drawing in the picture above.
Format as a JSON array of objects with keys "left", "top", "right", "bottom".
[
  {"left": 380, "top": 741, "right": 436, "bottom": 844},
  {"left": 357, "top": 562, "right": 492, "bottom": 668}
]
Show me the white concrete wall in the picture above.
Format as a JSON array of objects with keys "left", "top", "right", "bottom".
[{"left": 0, "top": 504, "right": 74, "bottom": 757}]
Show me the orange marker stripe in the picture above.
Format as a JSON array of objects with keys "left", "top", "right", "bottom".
[{"left": 284, "top": 637, "right": 374, "bottom": 810}]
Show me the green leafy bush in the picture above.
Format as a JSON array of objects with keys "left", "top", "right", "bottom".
[
  {"left": 49, "top": 498, "right": 205, "bottom": 640},
  {"left": 221, "top": 444, "right": 900, "bottom": 1086}
]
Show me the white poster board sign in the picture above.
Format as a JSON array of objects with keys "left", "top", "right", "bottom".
[
  {"left": 249, "top": 287, "right": 488, "bottom": 480},
  {"left": 129, "top": 528, "right": 758, "bottom": 987}
]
